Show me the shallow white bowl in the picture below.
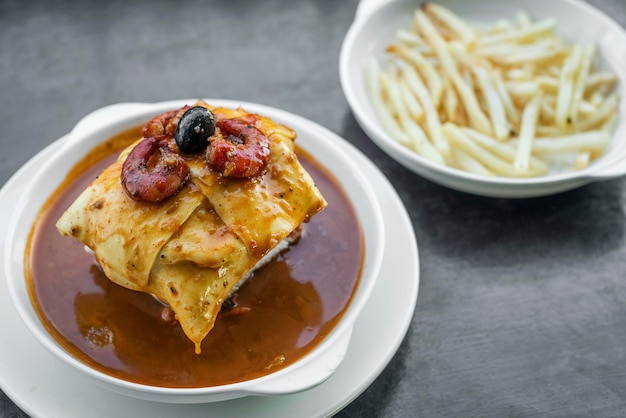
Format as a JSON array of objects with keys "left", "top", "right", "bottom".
[
  {"left": 340, "top": 0, "right": 626, "bottom": 198},
  {"left": 4, "top": 99, "right": 385, "bottom": 404}
]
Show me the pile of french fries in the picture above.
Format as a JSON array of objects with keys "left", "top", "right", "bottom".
[{"left": 366, "top": 2, "right": 619, "bottom": 177}]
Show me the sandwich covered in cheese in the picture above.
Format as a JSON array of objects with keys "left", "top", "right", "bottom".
[{"left": 56, "top": 100, "right": 327, "bottom": 353}]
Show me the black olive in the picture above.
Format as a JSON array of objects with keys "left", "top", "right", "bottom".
[{"left": 175, "top": 106, "right": 216, "bottom": 154}]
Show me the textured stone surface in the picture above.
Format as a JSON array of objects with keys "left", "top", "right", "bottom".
[{"left": 2, "top": 0, "right": 626, "bottom": 417}]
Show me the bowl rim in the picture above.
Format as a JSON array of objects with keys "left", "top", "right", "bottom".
[
  {"left": 340, "top": 0, "right": 626, "bottom": 196},
  {"left": 4, "top": 99, "right": 386, "bottom": 400}
]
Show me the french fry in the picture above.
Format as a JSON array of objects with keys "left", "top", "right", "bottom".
[
  {"left": 507, "top": 68, "right": 532, "bottom": 81},
  {"left": 535, "top": 124, "right": 567, "bottom": 137},
  {"left": 447, "top": 40, "right": 502, "bottom": 129},
  {"left": 532, "top": 130, "right": 611, "bottom": 155},
  {"left": 574, "top": 152, "right": 590, "bottom": 169},
  {"left": 539, "top": 99, "right": 556, "bottom": 125},
  {"left": 402, "top": 64, "right": 450, "bottom": 156},
  {"left": 497, "top": 44, "right": 566, "bottom": 65},
  {"left": 493, "top": 70, "right": 520, "bottom": 126},
  {"left": 399, "top": 77, "right": 425, "bottom": 121},
  {"left": 474, "top": 66, "right": 509, "bottom": 140},
  {"left": 451, "top": 147, "right": 493, "bottom": 176},
  {"left": 555, "top": 44, "right": 583, "bottom": 128},
  {"left": 461, "top": 127, "right": 548, "bottom": 175},
  {"left": 386, "top": 43, "right": 444, "bottom": 106},
  {"left": 444, "top": 123, "right": 532, "bottom": 177},
  {"left": 377, "top": 61, "right": 446, "bottom": 164},
  {"left": 398, "top": 113, "right": 446, "bottom": 165},
  {"left": 602, "top": 111, "right": 619, "bottom": 133},
  {"left": 514, "top": 92, "right": 543, "bottom": 172},
  {"left": 505, "top": 81, "right": 540, "bottom": 99},
  {"left": 575, "top": 93, "right": 618, "bottom": 131},
  {"left": 569, "top": 44, "right": 595, "bottom": 124},
  {"left": 578, "top": 100, "right": 597, "bottom": 118},
  {"left": 477, "top": 38, "right": 562, "bottom": 62},
  {"left": 365, "top": 58, "right": 413, "bottom": 147},
  {"left": 535, "top": 75, "right": 560, "bottom": 94},
  {"left": 441, "top": 72, "right": 460, "bottom": 123},
  {"left": 365, "top": 3, "right": 618, "bottom": 178},
  {"left": 414, "top": 9, "right": 493, "bottom": 135},
  {"left": 479, "top": 18, "right": 557, "bottom": 46},
  {"left": 396, "top": 29, "right": 433, "bottom": 54},
  {"left": 423, "top": 2, "right": 477, "bottom": 46},
  {"left": 585, "top": 71, "right": 617, "bottom": 92}
]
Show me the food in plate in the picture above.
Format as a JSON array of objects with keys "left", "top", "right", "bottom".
[
  {"left": 366, "top": 2, "right": 619, "bottom": 177},
  {"left": 25, "top": 108, "right": 363, "bottom": 387},
  {"left": 55, "top": 100, "right": 327, "bottom": 354}
]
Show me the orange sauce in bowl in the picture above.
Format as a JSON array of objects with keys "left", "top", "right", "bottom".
[{"left": 25, "top": 126, "right": 363, "bottom": 388}]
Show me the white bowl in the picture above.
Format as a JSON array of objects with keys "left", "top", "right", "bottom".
[
  {"left": 4, "top": 99, "right": 385, "bottom": 404},
  {"left": 340, "top": 0, "right": 626, "bottom": 198}
]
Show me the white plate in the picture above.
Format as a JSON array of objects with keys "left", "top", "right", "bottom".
[
  {"left": 340, "top": 0, "right": 626, "bottom": 198},
  {"left": 0, "top": 108, "right": 419, "bottom": 417}
]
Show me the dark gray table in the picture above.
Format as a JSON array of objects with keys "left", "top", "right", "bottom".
[{"left": 2, "top": 0, "right": 626, "bottom": 416}]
